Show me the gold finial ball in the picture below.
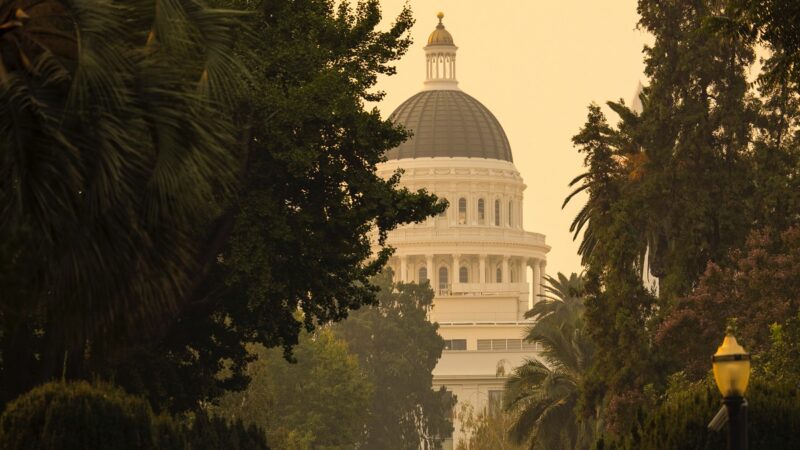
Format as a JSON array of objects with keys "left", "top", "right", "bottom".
[{"left": 437, "top": 11, "right": 444, "bottom": 20}]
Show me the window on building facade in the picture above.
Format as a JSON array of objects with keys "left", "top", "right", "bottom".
[
  {"left": 459, "top": 266, "right": 468, "bottom": 283},
  {"left": 419, "top": 267, "right": 428, "bottom": 284},
  {"left": 478, "top": 198, "right": 485, "bottom": 223},
  {"left": 458, "top": 197, "right": 467, "bottom": 224},
  {"left": 443, "top": 339, "right": 467, "bottom": 351},
  {"left": 494, "top": 199, "right": 500, "bottom": 226},
  {"left": 496, "top": 266, "right": 502, "bottom": 283},
  {"left": 439, "top": 266, "right": 449, "bottom": 294},
  {"left": 508, "top": 200, "right": 512, "bottom": 226},
  {"left": 477, "top": 339, "right": 525, "bottom": 351}
]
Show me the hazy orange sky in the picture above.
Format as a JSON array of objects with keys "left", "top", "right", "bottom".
[{"left": 373, "top": 0, "right": 652, "bottom": 277}]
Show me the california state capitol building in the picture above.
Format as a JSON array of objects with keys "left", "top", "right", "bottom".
[{"left": 374, "top": 13, "right": 550, "bottom": 447}]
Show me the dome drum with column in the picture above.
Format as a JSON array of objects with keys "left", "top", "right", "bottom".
[{"left": 379, "top": 156, "right": 548, "bottom": 323}]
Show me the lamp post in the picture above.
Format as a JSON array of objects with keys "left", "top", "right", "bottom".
[{"left": 711, "top": 329, "right": 750, "bottom": 450}]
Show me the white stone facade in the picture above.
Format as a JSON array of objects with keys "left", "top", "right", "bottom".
[{"left": 379, "top": 157, "right": 549, "bottom": 447}]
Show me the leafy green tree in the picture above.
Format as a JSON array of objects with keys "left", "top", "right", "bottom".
[
  {"left": 504, "top": 273, "right": 595, "bottom": 450},
  {"left": 335, "top": 271, "right": 455, "bottom": 449},
  {"left": 214, "top": 328, "right": 371, "bottom": 450},
  {"left": 95, "top": 0, "right": 444, "bottom": 413},
  {"left": 0, "top": 0, "right": 243, "bottom": 405}
]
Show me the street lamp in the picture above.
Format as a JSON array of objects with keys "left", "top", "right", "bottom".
[{"left": 712, "top": 329, "right": 750, "bottom": 450}]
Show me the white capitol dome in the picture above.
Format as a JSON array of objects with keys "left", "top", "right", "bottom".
[{"left": 377, "top": 13, "right": 550, "bottom": 448}]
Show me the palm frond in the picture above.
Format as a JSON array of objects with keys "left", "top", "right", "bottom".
[
  {"left": 507, "top": 273, "right": 594, "bottom": 449},
  {"left": 562, "top": 179, "right": 590, "bottom": 209},
  {"left": 1, "top": 0, "right": 246, "bottom": 362}
]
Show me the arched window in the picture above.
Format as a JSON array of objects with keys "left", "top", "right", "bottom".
[
  {"left": 496, "top": 267, "right": 502, "bottom": 283},
  {"left": 508, "top": 200, "right": 513, "bottom": 226},
  {"left": 439, "top": 267, "right": 449, "bottom": 293},
  {"left": 510, "top": 266, "right": 517, "bottom": 283},
  {"left": 458, "top": 197, "right": 467, "bottom": 224},
  {"left": 419, "top": 267, "right": 428, "bottom": 284},
  {"left": 494, "top": 199, "right": 500, "bottom": 226},
  {"left": 478, "top": 199, "right": 485, "bottom": 223},
  {"left": 439, "top": 198, "right": 448, "bottom": 217},
  {"left": 459, "top": 266, "right": 469, "bottom": 283}
]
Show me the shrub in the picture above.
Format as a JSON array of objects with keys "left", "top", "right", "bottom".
[
  {"left": 188, "top": 410, "right": 268, "bottom": 450},
  {"left": 597, "top": 377, "right": 800, "bottom": 450},
  {"left": 0, "top": 381, "right": 269, "bottom": 450},
  {"left": 0, "top": 381, "right": 158, "bottom": 449}
]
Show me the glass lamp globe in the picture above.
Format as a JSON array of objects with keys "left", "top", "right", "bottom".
[{"left": 712, "top": 333, "right": 751, "bottom": 397}]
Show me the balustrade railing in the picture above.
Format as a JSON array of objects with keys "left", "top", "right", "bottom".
[{"left": 438, "top": 282, "right": 529, "bottom": 296}]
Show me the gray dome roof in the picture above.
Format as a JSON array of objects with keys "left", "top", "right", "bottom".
[{"left": 386, "top": 90, "right": 513, "bottom": 162}]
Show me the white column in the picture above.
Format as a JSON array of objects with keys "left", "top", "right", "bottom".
[
  {"left": 479, "top": 254, "right": 486, "bottom": 284},
  {"left": 502, "top": 256, "right": 509, "bottom": 285},
  {"left": 521, "top": 259, "right": 528, "bottom": 284},
  {"left": 539, "top": 260, "right": 547, "bottom": 292},
  {"left": 532, "top": 259, "right": 541, "bottom": 304},
  {"left": 453, "top": 254, "right": 461, "bottom": 283},
  {"left": 426, "top": 254, "right": 434, "bottom": 287},
  {"left": 400, "top": 256, "right": 408, "bottom": 283}
]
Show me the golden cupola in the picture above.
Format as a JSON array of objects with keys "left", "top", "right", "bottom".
[
  {"left": 427, "top": 12, "right": 455, "bottom": 46},
  {"left": 422, "top": 12, "right": 459, "bottom": 91}
]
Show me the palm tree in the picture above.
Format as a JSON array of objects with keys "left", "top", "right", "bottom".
[
  {"left": 565, "top": 102, "right": 662, "bottom": 281},
  {"left": 504, "top": 273, "right": 595, "bottom": 450},
  {"left": 0, "top": 0, "right": 245, "bottom": 397}
]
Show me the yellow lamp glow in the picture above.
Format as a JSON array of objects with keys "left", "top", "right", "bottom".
[{"left": 712, "top": 333, "right": 751, "bottom": 397}]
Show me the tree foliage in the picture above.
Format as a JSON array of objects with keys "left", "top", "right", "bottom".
[
  {"left": 597, "top": 377, "right": 800, "bottom": 450},
  {"left": 0, "top": 0, "right": 243, "bottom": 405},
  {"left": 455, "top": 402, "right": 525, "bottom": 450},
  {"left": 0, "top": 0, "right": 444, "bottom": 413},
  {"left": 94, "top": 0, "right": 444, "bottom": 413},
  {"left": 214, "top": 329, "right": 371, "bottom": 450},
  {"left": 335, "top": 271, "right": 455, "bottom": 449},
  {"left": 657, "top": 225, "right": 800, "bottom": 378},
  {"left": 564, "top": 0, "right": 800, "bottom": 433},
  {"left": 215, "top": 271, "right": 454, "bottom": 449}
]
